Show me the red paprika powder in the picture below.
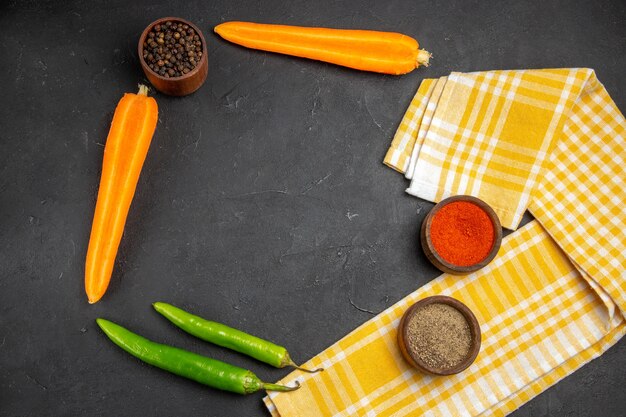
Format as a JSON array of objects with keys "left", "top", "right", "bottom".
[{"left": 430, "top": 201, "right": 495, "bottom": 266}]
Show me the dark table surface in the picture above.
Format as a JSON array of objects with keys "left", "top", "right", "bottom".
[{"left": 1, "top": 0, "right": 625, "bottom": 416}]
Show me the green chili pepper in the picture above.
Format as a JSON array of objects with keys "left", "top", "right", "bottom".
[
  {"left": 153, "top": 302, "right": 323, "bottom": 373},
  {"left": 96, "top": 318, "right": 300, "bottom": 394}
]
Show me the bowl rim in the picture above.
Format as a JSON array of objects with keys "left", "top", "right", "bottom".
[
  {"left": 421, "top": 195, "right": 502, "bottom": 275},
  {"left": 138, "top": 17, "right": 208, "bottom": 83},
  {"left": 398, "top": 295, "right": 481, "bottom": 375}
]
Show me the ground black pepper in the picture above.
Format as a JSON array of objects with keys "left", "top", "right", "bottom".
[
  {"left": 142, "top": 20, "right": 203, "bottom": 78},
  {"left": 406, "top": 303, "right": 472, "bottom": 370}
]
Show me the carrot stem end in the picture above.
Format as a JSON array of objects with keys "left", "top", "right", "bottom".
[
  {"left": 137, "top": 84, "right": 149, "bottom": 96},
  {"left": 416, "top": 49, "right": 431, "bottom": 67}
]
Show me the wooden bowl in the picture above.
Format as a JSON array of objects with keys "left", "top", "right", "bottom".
[
  {"left": 138, "top": 17, "right": 208, "bottom": 96},
  {"left": 420, "top": 195, "right": 502, "bottom": 275},
  {"left": 397, "top": 295, "right": 481, "bottom": 375}
]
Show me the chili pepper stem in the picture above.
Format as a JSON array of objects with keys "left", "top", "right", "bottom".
[
  {"left": 293, "top": 364, "right": 325, "bottom": 373},
  {"left": 263, "top": 381, "right": 301, "bottom": 392},
  {"left": 287, "top": 359, "right": 324, "bottom": 373},
  {"left": 416, "top": 49, "right": 432, "bottom": 67}
]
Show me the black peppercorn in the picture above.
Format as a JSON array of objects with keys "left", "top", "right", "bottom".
[{"left": 142, "top": 20, "right": 202, "bottom": 78}]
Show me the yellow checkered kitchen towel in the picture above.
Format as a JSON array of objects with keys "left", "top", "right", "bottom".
[
  {"left": 264, "top": 222, "right": 625, "bottom": 416},
  {"left": 264, "top": 69, "right": 626, "bottom": 416}
]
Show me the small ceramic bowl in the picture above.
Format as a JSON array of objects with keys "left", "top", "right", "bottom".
[
  {"left": 138, "top": 17, "right": 208, "bottom": 96},
  {"left": 397, "top": 295, "right": 481, "bottom": 375},
  {"left": 421, "top": 195, "right": 502, "bottom": 275}
]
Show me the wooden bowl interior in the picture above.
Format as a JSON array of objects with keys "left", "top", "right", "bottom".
[
  {"left": 420, "top": 195, "right": 502, "bottom": 275},
  {"left": 398, "top": 295, "right": 481, "bottom": 375},
  {"left": 138, "top": 17, "right": 208, "bottom": 96}
]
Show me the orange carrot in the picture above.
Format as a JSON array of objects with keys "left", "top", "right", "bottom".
[
  {"left": 85, "top": 85, "right": 158, "bottom": 304},
  {"left": 214, "top": 21, "right": 431, "bottom": 75}
]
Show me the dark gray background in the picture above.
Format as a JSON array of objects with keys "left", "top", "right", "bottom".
[{"left": 1, "top": 0, "right": 625, "bottom": 416}]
